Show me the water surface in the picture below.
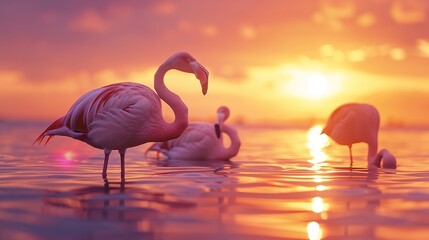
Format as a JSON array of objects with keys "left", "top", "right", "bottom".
[{"left": 1, "top": 121, "right": 429, "bottom": 239}]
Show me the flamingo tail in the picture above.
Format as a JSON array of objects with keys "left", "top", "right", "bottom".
[
  {"left": 33, "top": 117, "right": 65, "bottom": 146},
  {"left": 144, "top": 142, "right": 170, "bottom": 160}
]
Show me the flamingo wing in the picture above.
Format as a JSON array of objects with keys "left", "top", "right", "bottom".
[
  {"left": 324, "top": 103, "right": 380, "bottom": 145},
  {"left": 171, "top": 123, "right": 216, "bottom": 146},
  {"left": 36, "top": 82, "right": 163, "bottom": 150},
  {"left": 325, "top": 107, "right": 359, "bottom": 145},
  {"left": 85, "top": 83, "right": 163, "bottom": 150},
  {"left": 155, "top": 123, "right": 218, "bottom": 159}
]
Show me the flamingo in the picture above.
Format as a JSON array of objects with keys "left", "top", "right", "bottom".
[
  {"left": 145, "top": 106, "right": 241, "bottom": 161},
  {"left": 34, "top": 52, "right": 209, "bottom": 179},
  {"left": 321, "top": 103, "right": 396, "bottom": 168}
]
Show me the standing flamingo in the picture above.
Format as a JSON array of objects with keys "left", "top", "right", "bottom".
[
  {"left": 322, "top": 103, "right": 396, "bottom": 168},
  {"left": 145, "top": 106, "right": 241, "bottom": 161},
  {"left": 34, "top": 52, "right": 209, "bottom": 179}
]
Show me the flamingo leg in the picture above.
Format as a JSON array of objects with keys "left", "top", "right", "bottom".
[
  {"left": 348, "top": 145, "right": 353, "bottom": 168},
  {"left": 102, "top": 149, "right": 112, "bottom": 180},
  {"left": 119, "top": 149, "right": 126, "bottom": 180}
]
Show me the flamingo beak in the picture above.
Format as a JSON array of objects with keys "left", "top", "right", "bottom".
[
  {"left": 214, "top": 123, "right": 221, "bottom": 139},
  {"left": 201, "top": 81, "right": 208, "bottom": 95},
  {"left": 190, "top": 61, "right": 209, "bottom": 95}
]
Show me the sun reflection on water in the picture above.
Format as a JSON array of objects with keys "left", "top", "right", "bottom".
[
  {"left": 54, "top": 150, "right": 77, "bottom": 167},
  {"left": 64, "top": 151, "right": 75, "bottom": 161},
  {"left": 311, "top": 196, "right": 329, "bottom": 214},
  {"left": 307, "top": 125, "right": 330, "bottom": 239},
  {"left": 307, "top": 221, "right": 322, "bottom": 240},
  {"left": 306, "top": 124, "right": 330, "bottom": 166}
]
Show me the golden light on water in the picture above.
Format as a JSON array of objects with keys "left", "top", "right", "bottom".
[
  {"left": 64, "top": 151, "right": 75, "bottom": 161},
  {"left": 53, "top": 150, "right": 77, "bottom": 167},
  {"left": 307, "top": 221, "right": 322, "bottom": 240},
  {"left": 307, "top": 125, "right": 330, "bottom": 152},
  {"left": 311, "top": 197, "right": 326, "bottom": 213},
  {"left": 307, "top": 125, "right": 330, "bottom": 166},
  {"left": 313, "top": 176, "right": 323, "bottom": 183},
  {"left": 315, "top": 185, "right": 327, "bottom": 191},
  {"left": 307, "top": 125, "right": 329, "bottom": 238}
]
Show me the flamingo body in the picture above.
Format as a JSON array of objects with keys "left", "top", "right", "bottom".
[
  {"left": 43, "top": 83, "right": 165, "bottom": 150},
  {"left": 146, "top": 106, "right": 241, "bottom": 161},
  {"left": 323, "top": 103, "right": 380, "bottom": 149},
  {"left": 35, "top": 52, "right": 209, "bottom": 179},
  {"left": 322, "top": 103, "right": 396, "bottom": 168}
]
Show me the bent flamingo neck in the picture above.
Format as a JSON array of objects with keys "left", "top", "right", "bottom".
[
  {"left": 154, "top": 65, "right": 188, "bottom": 141},
  {"left": 367, "top": 140, "right": 378, "bottom": 165},
  {"left": 219, "top": 124, "right": 241, "bottom": 159}
]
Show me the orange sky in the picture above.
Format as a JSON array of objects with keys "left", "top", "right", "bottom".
[{"left": 1, "top": 0, "right": 429, "bottom": 126}]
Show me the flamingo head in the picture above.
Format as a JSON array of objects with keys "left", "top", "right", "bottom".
[
  {"left": 168, "top": 52, "right": 209, "bottom": 95},
  {"left": 214, "top": 124, "right": 221, "bottom": 139},
  {"left": 214, "top": 106, "right": 230, "bottom": 138},
  {"left": 373, "top": 149, "right": 397, "bottom": 169}
]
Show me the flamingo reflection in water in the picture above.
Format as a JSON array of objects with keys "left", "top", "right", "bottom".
[
  {"left": 44, "top": 180, "right": 196, "bottom": 223},
  {"left": 322, "top": 103, "right": 396, "bottom": 169},
  {"left": 146, "top": 106, "right": 241, "bottom": 161},
  {"left": 34, "top": 52, "right": 209, "bottom": 180}
]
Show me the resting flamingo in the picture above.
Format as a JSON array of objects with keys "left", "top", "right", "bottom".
[
  {"left": 321, "top": 103, "right": 396, "bottom": 169},
  {"left": 145, "top": 106, "right": 241, "bottom": 160},
  {"left": 34, "top": 52, "right": 209, "bottom": 179}
]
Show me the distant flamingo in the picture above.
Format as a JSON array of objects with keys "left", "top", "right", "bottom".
[
  {"left": 145, "top": 106, "right": 241, "bottom": 160},
  {"left": 322, "top": 103, "right": 396, "bottom": 168},
  {"left": 34, "top": 52, "right": 209, "bottom": 179}
]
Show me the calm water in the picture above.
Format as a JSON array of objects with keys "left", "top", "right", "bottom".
[{"left": 1, "top": 121, "right": 429, "bottom": 240}]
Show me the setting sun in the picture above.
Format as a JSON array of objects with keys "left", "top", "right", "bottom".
[
  {"left": 306, "top": 73, "right": 328, "bottom": 99},
  {"left": 284, "top": 69, "right": 342, "bottom": 100}
]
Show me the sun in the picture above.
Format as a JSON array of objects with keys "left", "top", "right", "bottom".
[
  {"left": 284, "top": 69, "right": 342, "bottom": 100},
  {"left": 306, "top": 73, "right": 328, "bottom": 99}
]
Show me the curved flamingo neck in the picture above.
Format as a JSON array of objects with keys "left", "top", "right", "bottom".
[
  {"left": 372, "top": 150, "right": 383, "bottom": 168},
  {"left": 367, "top": 139, "right": 378, "bottom": 164},
  {"left": 220, "top": 124, "right": 241, "bottom": 158},
  {"left": 154, "top": 65, "right": 188, "bottom": 141}
]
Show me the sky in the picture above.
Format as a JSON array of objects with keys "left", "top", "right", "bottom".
[{"left": 1, "top": 0, "right": 429, "bottom": 126}]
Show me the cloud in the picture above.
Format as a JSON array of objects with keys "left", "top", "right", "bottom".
[
  {"left": 240, "top": 25, "right": 257, "bottom": 39},
  {"left": 356, "top": 13, "right": 376, "bottom": 27},
  {"left": 390, "top": 0, "right": 428, "bottom": 24},
  {"left": 153, "top": 2, "right": 177, "bottom": 15},
  {"left": 70, "top": 9, "right": 109, "bottom": 32},
  {"left": 313, "top": 0, "right": 356, "bottom": 31},
  {"left": 417, "top": 39, "right": 429, "bottom": 57},
  {"left": 0, "top": 70, "right": 23, "bottom": 83},
  {"left": 201, "top": 24, "right": 217, "bottom": 37},
  {"left": 106, "top": 3, "right": 136, "bottom": 20}
]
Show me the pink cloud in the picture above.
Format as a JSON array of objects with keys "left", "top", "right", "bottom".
[
  {"left": 70, "top": 9, "right": 109, "bottom": 32},
  {"left": 390, "top": 0, "right": 428, "bottom": 24},
  {"left": 153, "top": 2, "right": 177, "bottom": 16}
]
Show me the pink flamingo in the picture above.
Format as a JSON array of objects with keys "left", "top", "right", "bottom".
[
  {"left": 34, "top": 52, "right": 209, "bottom": 179},
  {"left": 145, "top": 106, "right": 241, "bottom": 161},
  {"left": 322, "top": 103, "right": 396, "bottom": 169}
]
